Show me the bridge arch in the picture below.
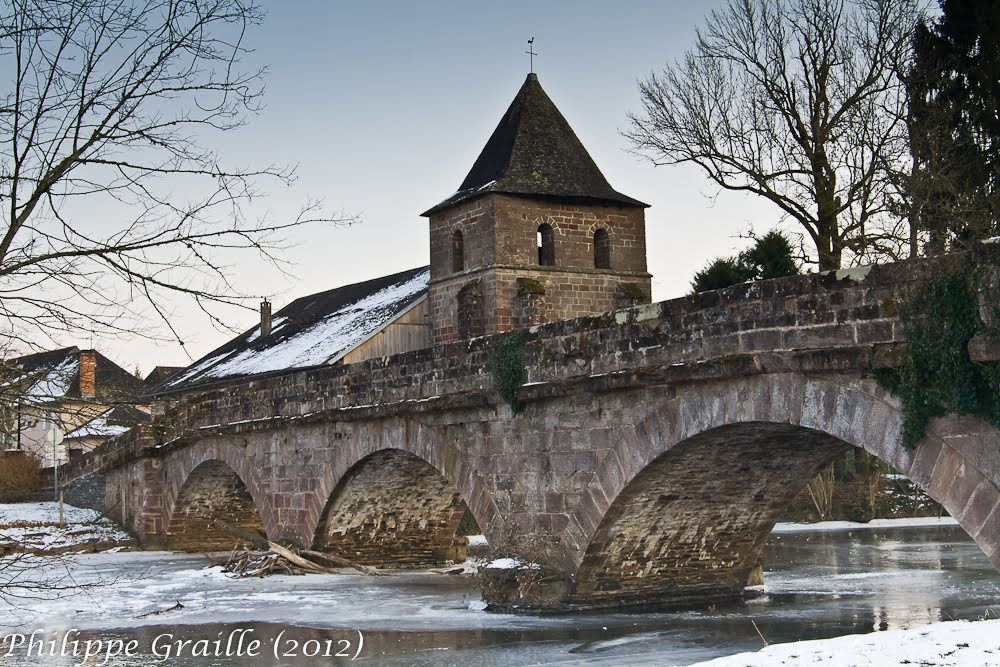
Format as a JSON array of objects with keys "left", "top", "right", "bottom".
[
  {"left": 306, "top": 419, "right": 499, "bottom": 566},
  {"left": 568, "top": 373, "right": 1000, "bottom": 607},
  {"left": 162, "top": 441, "right": 274, "bottom": 551}
]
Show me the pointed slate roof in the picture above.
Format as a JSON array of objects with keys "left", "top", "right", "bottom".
[{"left": 423, "top": 73, "right": 647, "bottom": 216}]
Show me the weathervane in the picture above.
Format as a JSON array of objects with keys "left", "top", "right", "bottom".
[{"left": 526, "top": 37, "right": 536, "bottom": 73}]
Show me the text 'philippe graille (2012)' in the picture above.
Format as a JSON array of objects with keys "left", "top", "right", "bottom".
[{"left": 1, "top": 628, "right": 364, "bottom": 664}]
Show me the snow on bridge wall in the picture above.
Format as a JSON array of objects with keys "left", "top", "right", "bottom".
[{"left": 61, "top": 247, "right": 1000, "bottom": 610}]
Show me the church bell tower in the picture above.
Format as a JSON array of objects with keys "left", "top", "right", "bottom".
[{"left": 422, "top": 73, "right": 651, "bottom": 344}]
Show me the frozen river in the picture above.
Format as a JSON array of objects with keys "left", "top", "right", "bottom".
[{"left": 2, "top": 519, "right": 998, "bottom": 666}]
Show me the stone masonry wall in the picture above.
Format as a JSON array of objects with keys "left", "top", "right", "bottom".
[
  {"left": 313, "top": 449, "right": 468, "bottom": 566},
  {"left": 428, "top": 197, "right": 496, "bottom": 282},
  {"left": 60, "top": 471, "right": 106, "bottom": 513},
  {"left": 428, "top": 193, "right": 651, "bottom": 343},
  {"left": 494, "top": 268, "right": 651, "bottom": 330},
  {"left": 572, "top": 423, "right": 849, "bottom": 609},
  {"left": 164, "top": 459, "right": 265, "bottom": 551},
  {"left": 490, "top": 195, "right": 648, "bottom": 272}
]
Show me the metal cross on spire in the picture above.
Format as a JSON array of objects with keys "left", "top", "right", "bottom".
[{"left": 526, "top": 37, "right": 536, "bottom": 74}]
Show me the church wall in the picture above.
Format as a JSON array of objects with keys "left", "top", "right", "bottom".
[
  {"left": 428, "top": 264, "right": 651, "bottom": 344},
  {"left": 428, "top": 196, "right": 496, "bottom": 282},
  {"left": 427, "top": 193, "right": 651, "bottom": 344},
  {"left": 491, "top": 195, "right": 648, "bottom": 274},
  {"left": 495, "top": 268, "right": 652, "bottom": 330},
  {"left": 428, "top": 271, "right": 499, "bottom": 343}
]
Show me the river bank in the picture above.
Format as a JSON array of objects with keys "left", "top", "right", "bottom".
[{"left": 0, "top": 501, "right": 134, "bottom": 554}]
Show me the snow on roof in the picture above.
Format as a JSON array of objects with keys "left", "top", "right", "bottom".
[
  {"left": 0, "top": 348, "right": 79, "bottom": 405},
  {"left": 23, "top": 356, "right": 79, "bottom": 404},
  {"left": 63, "top": 405, "right": 148, "bottom": 441},
  {"left": 158, "top": 267, "right": 430, "bottom": 393},
  {"left": 4, "top": 347, "right": 145, "bottom": 404},
  {"left": 64, "top": 409, "right": 132, "bottom": 440}
]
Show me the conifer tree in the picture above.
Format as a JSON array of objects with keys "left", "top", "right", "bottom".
[{"left": 907, "top": 0, "right": 1000, "bottom": 250}]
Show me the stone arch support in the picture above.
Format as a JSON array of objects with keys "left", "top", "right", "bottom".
[
  {"left": 313, "top": 449, "right": 468, "bottom": 566},
  {"left": 300, "top": 418, "right": 500, "bottom": 562},
  {"left": 564, "top": 373, "right": 1000, "bottom": 608},
  {"left": 161, "top": 439, "right": 275, "bottom": 550},
  {"left": 573, "top": 422, "right": 849, "bottom": 609}
]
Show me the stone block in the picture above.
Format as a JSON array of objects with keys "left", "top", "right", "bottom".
[
  {"left": 924, "top": 446, "right": 965, "bottom": 503},
  {"left": 968, "top": 336, "right": 1000, "bottom": 362},
  {"left": 958, "top": 481, "right": 999, "bottom": 537}
]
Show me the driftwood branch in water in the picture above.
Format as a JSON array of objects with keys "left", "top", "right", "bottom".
[
  {"left": 300, "top": 549, "right": 379, "bottom": 576},
  {"left": 135, "top": 601, "right": 184, "bottom": 618},
  {"left": 212, "top": 519, "right": 380, "bottom": 577}
]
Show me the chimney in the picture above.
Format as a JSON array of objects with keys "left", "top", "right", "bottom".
[
  {"left": 260, "top": 299, "right": 272, "bottom": 337},
  {"left": 79, "top": 350, "right": 96, "bottom": 399}
]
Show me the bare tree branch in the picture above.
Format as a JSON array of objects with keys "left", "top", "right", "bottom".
[
  {"left": 625, "top": 0, "right": 922, "bottom": 270},
  {"left": 0, "top": 0, "right": 354, "bottom": 350}
]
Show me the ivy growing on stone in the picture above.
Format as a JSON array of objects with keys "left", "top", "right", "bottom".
[
  {"left": 492, "top": 331, "right": 527, "bottom": 413},
  {"left": 875, "top": 271, "right": 1000, "bottom": 449}
]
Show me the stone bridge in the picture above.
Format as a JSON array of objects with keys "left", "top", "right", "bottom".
[{"left": 64, "top": 246, "right": 1000, "bottom": 611}]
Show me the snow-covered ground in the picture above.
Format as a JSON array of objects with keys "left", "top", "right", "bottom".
[
  {"left": 690, "top": 618, "right": 1000, "bottom": 667},
  {"left": 771, "top": 515, "right": 958, "bottom": 533},
  {"left": 0, "top": 501, "right": 133, "bottom": 552}
]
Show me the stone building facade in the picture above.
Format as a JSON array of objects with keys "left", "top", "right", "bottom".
[{"left": 423, "top": 73, "right": 652, "bottom": 344}]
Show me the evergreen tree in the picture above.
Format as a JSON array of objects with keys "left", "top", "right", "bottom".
[
  {"left": 742, "top": 231, "right": 801, "bottom": 281},
  {"left": 908, "top": 0, "right": 1000, "bottom": 251},
  {"left": 691, "top": 231, "right": 800, "bottom": 293},
  {"left": 691, "top": 258, "right": 751, "bottom": 293}
]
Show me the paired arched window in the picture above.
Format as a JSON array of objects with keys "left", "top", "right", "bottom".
[
  {"left": 594, "top": 228, "right": 611, "bottom": 269},
  {"left": 537, "top": 224, "right": 555, "bottom": 266},
  {"left": 451, "top": 229, "right": 464, "bottom": 273}
]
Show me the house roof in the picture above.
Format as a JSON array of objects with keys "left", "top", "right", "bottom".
[
  {"left": 64, "top": 405, "right": 151, "bottom": 441},
  {"left": 6, "top": 347, "right": 144, "bottom": 404},
  {"left": 423, "top": 73, "right": 647, "bottom": 216},
  {"left": 142, "top": 366, "right": 183, "bottom": 390},
  {"left": 155, "top": 266, "right": 431, "bottom": 394}
]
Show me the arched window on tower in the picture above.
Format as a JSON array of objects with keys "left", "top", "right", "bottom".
[
  {"left": 594, "top": 228, "right": 611, "bottom": 269},
  {"left": 452, "top": 229, "right": 464, "bottom": 273},
  {"left": 537, "top": 224, "right": 555, "bottom": 266}
]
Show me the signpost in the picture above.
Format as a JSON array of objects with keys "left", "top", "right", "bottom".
[{"left": 45, "top": 422, "right": 63, "bottom": 503}]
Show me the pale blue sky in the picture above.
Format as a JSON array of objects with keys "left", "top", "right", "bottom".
[{"left": 106, "top": 1, "right": 783, "bottom": 372}]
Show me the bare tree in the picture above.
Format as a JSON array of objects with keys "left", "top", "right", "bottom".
[
  {"left": 626, "top": 0, "right": 922, "bottom": 270},
  {"left": 0, "top": 0, "right": 350, "bottom": 351}
]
